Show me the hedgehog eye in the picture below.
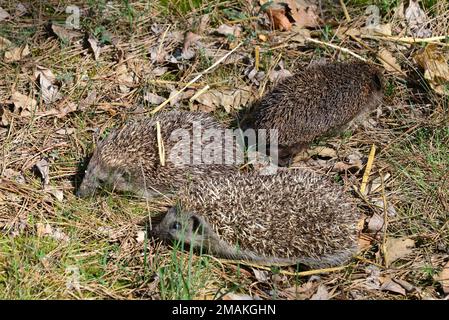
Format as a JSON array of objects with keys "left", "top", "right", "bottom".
[{"left": 170, "top": 222, "right": 182, "bottom": 231}]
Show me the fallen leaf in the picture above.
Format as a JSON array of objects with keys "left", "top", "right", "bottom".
[
  {"left": 384, "top": 237, "right": 415, "bottom": 267},
  {"left": 0, "top": 7, "right": 10, "bottom": 21},
  {"left": 136, "top": 231, "right": 146, "bottom": 243},
  {"left": 308, "top": 146, "right": 337, "bottom": 158},
  {"left": 380, "top": 277, "right": 406, "bottom": 295},
  {"left": 290, "top": 26, "right": 311, "bottom": 44},
  {"left": 55, "top": 128, "right": 75, "bottom": 135},
  {"left": 310, "top": 284, "right": 330, "bottom": 300},
  {"left": 152, "top": 66, "right": 168, "bottom": 76},
  {"left": 87, "top": 35, "right": 100, "bottom": 60},
  {"left": 252, "top": 268, "right": 270, "bottom": 283},
  {"left": 268, "top": 68, "right": 293, "bottom": 84},
  {"left": 116, "top": 64, "right": 134, "bottom": 93},
  {"left": 4, "top": 44, "right": 30, "bottom": 63},
  {"left": 287, "top": 1, "right": 321, "bottom": 29},
  {"left": 378, "top": 47, "right": 402, "bottom": 73},
  {"left": 11, "top": 91, "right": 37, "bottom": 114},
  {"left": 246, "top": 67, "right": 266, "bottom": 86},
  {"left": 216, "top": 24, "right": 242, "bottom": 37},
  {"left": 372, "top": 199, "right": 397, "bottom": 217},
  {"left": 369, "top": 173, "right": 391, "bottom": 193},
  {"left": 435, "top": 261, "right": 449, "bottom": 294},
  {"left": 78, "top": 90, "right": 97, "bottom": 110},
  {"left": 45, "top": 186, "right": 64, "bottom": 201},
  {"left": 36, "top": 223, "right": 69, "bottom": 241},
  {"left": 182, "top": 31, "right": 201, "bottom": 60},
  {"left": 413, "top": 44, "right": 449, "bottom": 96},
  {"left": 144, "top": 92, "right": 165, "bottom": 105},
  {"left": 405, "top": 0, "right": 432, "bottom": 38},
  {"left": 15, "top": 3, "right": 27, "bottom": 17},
  {"left": 361, "top": 23, "right": 392, "bottom": 36},
  {"left": 35, "top": 66, "right": 62, "bottom": 104},
  {"left": 367, "top": 213, "right": 384, "bottom": 232},
  {"left": 51, "top": 23, "right": 81, "bottom": 42},
  {"left": 149, "top": 46, "right": 168, "bottom": 64},
  {"left": 193, "top": 87, "right": 252, "bottom": 112},
  {"left": 266, "top": 7, "right": 292, "bottom": 31},
  {"left": 35, "top": 158, "right": 50, "bottom": 186},
  {"left": 0, "top": 36, "right": 12, "bottom": 50},
  {"left": 2, "top": 168, "right": 25, "bottom": 184},
  {"left": 222, "top": 293, "right": 257, "bottom": 300}
]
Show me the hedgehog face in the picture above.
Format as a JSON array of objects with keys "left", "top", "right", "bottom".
[
  {"left": 152, "top": 207, "right": 207, "bottom": 249},
  {"left": 77, "top": 153, "right": 132, "bottom": 197}
]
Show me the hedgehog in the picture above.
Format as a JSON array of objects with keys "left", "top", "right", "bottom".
[
  {"left": 239, "top": 61, "right": 384, "bottom": 166},
  {"left": 77, "top": 111, "right": 241, "bottom": 199},
  {"left": 151, "top": 169, "right": 360, "bottom": 269}
]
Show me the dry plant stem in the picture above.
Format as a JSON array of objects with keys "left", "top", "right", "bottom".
[
  {"left": 156, "top": 121, "right": 165, "bottom": 166},
  {"left": 305, "top": 37, "right": 366, "bottom": 62},
  {"left": 189, "top": 85, "right": 210, "bottom": 102},
  {"left": 380, "top": 171, "right": 388, "bottom": 267},
  {"left": 360, "top": 144, "right": 376, "bottom": 194},
  {"left": 218, "top": 258, "right": 348, "bottom": 277},
  {"left": 255, "top": 46, "right": 260, "bottom": 71},
  {"left": 339, "top": 0, "right": 351, "bottom": 22},
  {"left": 361, "top": 35, "right": 449, "bottom": 46},
  {"left": 151, "top": 42, "right": 244, "bottom": 114}
]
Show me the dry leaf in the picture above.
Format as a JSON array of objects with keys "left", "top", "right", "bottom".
[
  {"left": 310, "top": 284, "right": 330, "bottom": 300},
  {"left": 56, "top": 128, "right": 75, "bottom": 135},
  {"left": 222, "top": 293, "right": 257, "bottom": 300},
  {"left": 268, "top": 68, "right": 293, "bottom": 84},
  {"left": 35, "top": 66, "right": 62, "bottom": 104},
  {"left": 182, "top": 31, "right": 201, "bottom": 60},
  {"left": 435, "top": 261, "right": 449, "bottom": 294},
  {"left": 216, "top": 24, "right": 242, "bottom": 37},
  {"left": 4, "top": 44, "right": 30, "bottom": 63},
  {"left": 372, "top": 199, "right": 397, "bottom": 217},
  {"left": 36, "top": 223, "right": 69, "bottom": 241},
  {"left": 378, "top": 47, "right": 402, "bottom": 73},
  {"left": 11, "top": 91, "right": 37, "bottom": 114},
  {"left": 361, "top": 23, "right": 392, "bottom": 36},
  {"left": 252, "top": 268, "right": 270, "bottom": 283},
  {"left": 266, "top": 7, "right": 292, "bottom": 31},
  {"left": 290, "top": 26, "right": 311, "bottom": 44},
  {"left": 413, "top": 44, "right": 449, "bottom": 96},
  {"left": 152, "top": 67, "right": 168, "bottom": 76},
  {"left": 405, "top": 0, "right": 432, "bottom": 38},
  {"left": 288, "top": 1, "right": 321, "bottom": 29},
  {"left": 380, "top": 277, "right": 407, "bottom": 295},
  {"left": 15, "top": 3, "right": 27, "bottom": 17},
  {"left": 0, "top": 36, "right": 12, "bottom": 50},
  {"left": 384, "top": 237, "right": 415, "bottom": 267},
  {"left": 136, "top": 231, "right": 146, "bottom": 243},
  {"left": 78, "top": 90, "right": 97, "bottom": 110},
  {"left": 87, "top": 35, "right": 100, "bottom": 60},
  {"left": 51, "top": 23, "right": 81, "bottom": 42},
  {"left": 0, "top": 7, "right": 10, "bottom": 21},
  {"left": 144, "top": 92, "right": 165, "bottom": 105},
  {"left": 367, "top": 213, "right": 384, "bottom": 232},
  {"left": 149, "top": 46, "right": 168, "bottom": 64},
  {"left": 45, "top": 186, "right": 64, "bottom": 201},
  {"left": 35, "top": 158, "right": 50, "bottom": 186},
  {"left": 193, "top": 87, "right": 252, "bottom": 112}
]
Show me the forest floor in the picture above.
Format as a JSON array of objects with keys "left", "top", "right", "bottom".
[{"left": 0, "top": 0, "right": 448, "bottom": 299}]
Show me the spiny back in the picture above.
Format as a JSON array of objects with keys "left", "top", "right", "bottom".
[
  {"left": 240, "top": 61, "right": 383, "bottom": 146},
  {"left": 178, "top": 169, "right": 360, "bottom": 262}
]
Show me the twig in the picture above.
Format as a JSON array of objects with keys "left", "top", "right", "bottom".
[
  {"left": 361, "top": 34, "right": 449, "bottom": 46},
  {"left": 305, "top": 37, "right": 366, "bottom": 62},
  {"left": 339, "top": 0, "right": 351, "bottom": 22},
  {"left": 151, "top": 42, "right": 244, "bottom": 114},
  {"left": 255, "top": 45, "right": 260, "bottom": 71},
  {"left": 380, "top": 170, "right": 389, "bottom": 268},
  {"left": 217, "top": 258, "right": 348, "bottom": 276},
  {"left": 156, "top": 121, "right": 165, "bottom": 166},
  {"left": 360, "top": 144, "right": 376, "bottom": 195}
]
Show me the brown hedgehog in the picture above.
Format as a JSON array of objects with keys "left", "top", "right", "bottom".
[
  {"left": 151, "top": 169, "right": 360, "bottom": 268},
  {"left": 77, "top": 111, "right": 240, "bottom": 199},
  {"left": 239, "top": 61, "right": 384, "bottom": 165}
]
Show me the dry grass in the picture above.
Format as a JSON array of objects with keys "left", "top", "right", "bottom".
[{"left": 0, "top": 0, "right": 448, "bottom": 299}]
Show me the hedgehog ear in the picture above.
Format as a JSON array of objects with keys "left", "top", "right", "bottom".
[
  {"left": 372, "top": 72, "right": 383, "bottom": 90},
  {"left": 189, "top": 215, "right": 202, "bottom": 233}
]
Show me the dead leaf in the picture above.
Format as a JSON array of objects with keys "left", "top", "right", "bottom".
[
  {"left": 266, "top": 7, "right": 292, "bottom": 31},
  {"left": 288, "top": 1, "right": 321, "bottom": 29},
  {"left": 367, "top": 213, "right": 384, "bottom": 232},
  {"left": 413, "top": 44, "right": 449, "bottom": 96},
  {"left": 136, "top": 231, "right": 146, "bottom": 243},
  {"left": 36, "top": 223, "right": 69, "bottom": 241},
  {"left": 193, "top": 87, "right": 252, "bottom": 112},
  {"left": 268, "top": 68, "right": 293, "bottom": 84},
  {"left": 361, "top": 23, "right": 392, "bottom": 36},
  {"left": 55, "top": 128, "right": 75, "bottom": 135},
  {"left": 435, "top": 261, "right": 449, "bottom": 294},
  {"left": 0, "top": 7, "right": 10, "bottom": 21},
  {"left": 182, "top": 31, "right": 201, "bottom": 60},
  {"left": 308, "top": 146, "right": 337, "bottom": 158},
  {"left": 380, "top": 277, "right": 406, "bottom": 295},
  {"left": 149, "top": 46, "right": 168, "bottom": 64},
  {"left": 310, "top": 284, "right": 329, "bottom": 300},
  {"left": 4, "top": 44, "right": 30, "bottom": 63},
  {"left": 152, "top": 67, "right": 167, "bottom": 76},
  {"left": 405, "top": 0, "right": 432, "bottom": 38},
  {"left": 35, "top": 158, "right": 50, "bottom": 186},
  {"left": 15, "top": 3, "right": 27, "bottom": 17},
  {"left": 116, "top": 64, "right": 134, "bottom": 93},
  {"left": 216, "top": 24, "right": 242, "bottom": 37},
  {"left": 11, "top": 91, "right": 37, "bottom": 114},
  {"left": 384, "top": 237, "right": 415, "bottom": 267},
  {"left": 78, "top": 90, "right": 97, "bottom": 110},
  {"left": 144, "top": 92, "right": 165, "bottom": 105},
  {"left": 372, "top": 199, "right": 397, "bottom": 217},
  {"left": 0, "top": 36, "right": 12, "bottom": 50},
  {"left": 87, "top": 35, "right": 100, "bottom": 60},
  {"left": 252, "top": 268, "right": 270, "bottom": 283},
  {"left": 45, "top": 186, "right": 64, "bottom": 201},
  {"left": 378, "top": 47, "right": 402, "bottom": 73},
  {"left": 51, "top": 23, "right": 81, "bottom": 42},
  {"left": 222, "top": 293, "right": 257, "bottom": 300},
  {"left": 34, "top": 66, "right": 62, "bottom": 104},
  {"left": 290, "top": 26, "right": 311, "bottom": 44}
]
